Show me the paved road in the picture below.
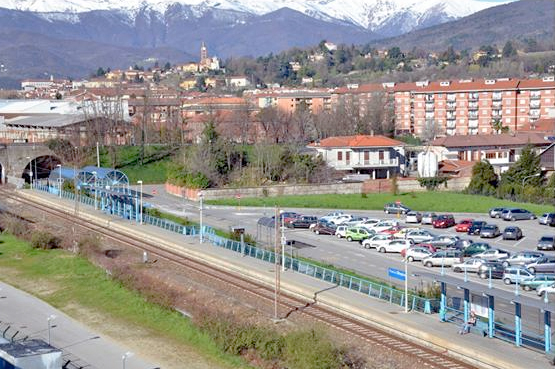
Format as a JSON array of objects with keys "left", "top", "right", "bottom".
[{"left": 0, "top": 281, "right": 157, "bottom": 369}]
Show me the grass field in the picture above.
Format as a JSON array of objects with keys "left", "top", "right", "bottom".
[
  {"left": 0, "top": 233, "right": 250, "bottom": 369},
  {"left": 206, "top": 191, "right": 555, "bottom": 214}
]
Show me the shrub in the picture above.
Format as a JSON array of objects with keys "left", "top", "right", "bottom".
[
  {"left": 30, "top": 231, "right": 61, "bottom": 250},
  {"left": 78, "top": 234, "right": 102, "bottom": 256},
  {"left": 417, "top": 176, "right": 448, "bottom": 191},
  {"left": 283, "top": 328, "right": 342, "bottom": 369},
  {"left": 0, "top": 214, "right": 30, "bottom": 237}
]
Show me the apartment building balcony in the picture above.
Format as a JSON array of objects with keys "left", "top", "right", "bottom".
[
  {"left": 446, "top": 104, "right": 457, "bottom": 111},
  {"left": 468, "top": 119, "right": 479, "bottom": 128},
  {"left": 351, "top": 158, "right": 399, "bottom": 168},
  {"left": 446, "top": 128, "right": 456, "bottom": 136},
  {"left": 446, "top": 120, "right": 456, "bottom": 129},
  {"left": 492, "top": 93, "right": 502, "bottom": 101},
  {"left": 468, "top": 96, "right": 479, "bottom": 102},
  {"left": 425, "top": 95, "right": 434, "bottom": 102},
  {"left": 530, "top": 101, "right": 541, "bottom": 109},
  {"left": 446, "top": 113, "right": 456, "bottom": 119},
  {"left": 469, "top": 113, "right": 479, "bottom": 119},
  {"left": 492, "top": 111, "right": 502, "bottom": 118},
  {"left": 492, "top": 101, "right": 502, "bottom": 108},
  {"left": 425, "top": 105, "right": 435, "bottom": 112},
  {"left": 529, "top": 109, "right": 541, "bottom": 117},
  {"left": 530, "top": 94, "right": 541, "bottom": 100},
  {"left": 447, "top": 94, "right": 456, "bottom": 102}
]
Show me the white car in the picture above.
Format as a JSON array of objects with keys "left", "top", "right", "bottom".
[
  {"left": 537, "top": 283, "right": 555, "bottom": 297},
  {"left": 474, "top": 249, "right": 511, "bottom": 262},
  {"left": 341, "top": 216, "right": 368, "bottom": 227},
  {"left": 377, "top": 239, "right": 413, "bottom": 253},
  {"left": 421, "top": 212, "right": 437, "bottom": 225},
  {"left": 358, "top": 218, "right": 380, "bottom": 229},
  {"left": 451, "top": 258, "right": 488, "bottom": 273},
  {"left": 320, "top": 211, "right": 345, "bottom": 222},
  {"left": 404, "top": 246, "right": 432, "bottom": 262},
  {"left": 362, "top": 234, "right": 394, "bottom": 249},
  {"left": 330, "top": 214, "right": 353, "bottom": 225},
  {"left": 405, "top": 211, "right": 422, "bottom": 223},
  {"left": 335, "top": 225, "right": 348, "bottom": 238},
  {"left": 369, "top": 220, "right": 400, "bottom": 233}
]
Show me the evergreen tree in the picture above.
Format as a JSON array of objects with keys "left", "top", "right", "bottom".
[
  {"left": 467, "top": 160, "right": 497, "bottom": 195},
  {"left": 502, "top": 41, "right": 517, "bottom": 58}
]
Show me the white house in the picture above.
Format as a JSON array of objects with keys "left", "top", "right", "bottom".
[{"left": 309, "top": 134, "right": 406, "bottom": 179}]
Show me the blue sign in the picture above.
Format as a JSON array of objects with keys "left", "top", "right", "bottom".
[{"left": 388, "top": 268, "right": 406, "bottom": 281}]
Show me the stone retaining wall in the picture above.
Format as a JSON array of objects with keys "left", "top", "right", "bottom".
[{"left": 166, "top": 176, "right": 471, "bottom": 201}]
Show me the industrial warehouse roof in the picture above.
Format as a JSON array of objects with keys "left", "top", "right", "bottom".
[{"left": 2, "top": 114, "right": 87, "bottom": 128}]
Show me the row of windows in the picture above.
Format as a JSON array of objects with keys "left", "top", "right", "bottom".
[{"left": 337, "top": 151, "right": 386, "bottom": 161}]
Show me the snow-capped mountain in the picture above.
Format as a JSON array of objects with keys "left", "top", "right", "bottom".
[{"left": 1, "top": 0, "right": 515, "bottom": 30}]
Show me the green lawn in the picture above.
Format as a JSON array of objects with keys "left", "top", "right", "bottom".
[
  {"left": 0, "top": 234, "right": 250, "bottom": 369},
  {"left": 206, "top": 191, "right": 555, "bottom": 214}
]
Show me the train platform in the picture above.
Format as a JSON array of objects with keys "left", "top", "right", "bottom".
[{"left": 17, "top": 189, "right": 553, "bottom": 369}]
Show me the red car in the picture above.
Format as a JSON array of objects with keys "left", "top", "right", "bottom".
[
  {"left": 455, "top": 219, "right": 474, "bottom": 232},
  {"left": 432, "top": 214, "right": 456, "bottom": 228},
  {"left": 381, "top": 226, "right": 402, "bottom": 235}
]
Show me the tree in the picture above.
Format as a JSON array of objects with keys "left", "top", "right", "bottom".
[
  {"left": 502, "top": 41, "right": 517, "bottom": 58},
  {"left": 491, "top": 118, "right": 509, "bottom": 134},
  {"left": 467, "top": 160, "right": 498, "bottom": 195},
  {"left": 498, "top": 144, "right": 542, "bottom": 199}
]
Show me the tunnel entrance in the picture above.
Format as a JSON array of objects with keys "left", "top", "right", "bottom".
[{"left": 22, "top": 155, "right": 62, "bottom": 184}]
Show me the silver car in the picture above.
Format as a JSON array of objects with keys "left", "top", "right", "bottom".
[
  {"left": 404, "top": 229, "right": 436, "bottom": 243},
  {"left": 422, "top": 250, "right": 462, "bottom": 267},
  {"left": 502, "top": 251, "right": 544, "bottom": 268},
  {"left": 538, "top": 213, "right": 555, "bottom": 225},
  {"left": 525, "top": 256, "right": 555, "bottom": 274},
  {"left": 502, "top": 208, "right": 536, "bottom": 221},
  {"left": 404, "top": 246, "right": 432, "bottom": 262},
  {"left": 421, "top": 212, "right": 437, "bottom": 225},
  {"left": 480, "top": 224, "right": 500, "bottom": 238}
]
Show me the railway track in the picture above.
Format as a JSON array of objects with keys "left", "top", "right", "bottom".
[{"left": 2, "top": 188, "right": 478, "bottom": 369}]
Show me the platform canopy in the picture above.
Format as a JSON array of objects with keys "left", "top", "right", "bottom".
[{"left": 80, "top": 166, "right": 129, "bottom": 188}]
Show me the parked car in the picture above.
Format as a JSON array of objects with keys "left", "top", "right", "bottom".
[
  {"left": 525, "top": 256, "right": 555, "bottom": 274},
  {"left": 520, "top": 275, "right": 555, "bottom": 291},
  {"left": 384, "top": 203, "right": 411, "bottom": 215},
  {"left": 421, "top": 212, "right": 438, "bottom": 225},
  {"left": 432, "top": 214, "right": 456, "bottom": 228},
  {"left": 502, "top": 208, "right": 536, "bottom": 221},
  {"left": 378, "top": 239, "right": 413, "bottom": 253},
  {"left": 502, "top": 251, "right": 545, "bottom": 268},
  {"left": 474, "top": 248, "right": 511, "bottom": 262},
  {"left": 463, "top": 242, "right": 491, "bottom": 257},
  {"left": 478, "top": 261, "right": 505, "bottom": 279},
  {"left": 330, "top": 214, "right": 353, "bottom": 225},
  {"left": 393, "top": 227, "right": 421, "bottom": 238},
  {"left": 320, "top": 211, "right": 345, "bottom": 222},
  {"left": 335, "top": 225, "right": 348, "bottom": 238},
  {"left": 407, "top": 243, "right": 437, "bottom": 254},
  {"left": 480, "top": 224, "right": 501, "bottom": 238},
  {"left": 402, "top": 246, "right": 433, "bottom": 262},
  {"left": 312, "top": 222, "right": 337, "bottom": 235},
  {"left": 489, "top": 207, "right": 507, "bottom": 218},
  {"left": 345, "top": 227, "right": 373, "bottom": 242},
  {"left": 277, "top": 211, "right": 300, "bottom": 223},
  {"left": 358, "top": 218, "right": 380, "bottom": 229},
  {"left": 404, "top": 229, "right": 436, "bottom": 243},
  {"left": 422, "top": 250, "right": 463, "bottom": 267},
  {"left": 503, "top": 266, "right": 535, "bottom": 285},
  {"left": 341, "top": 216, "right": 368, "bottom": 227},
  {"left": 452, "top": 238, "right": 474, "bottom": 249},
  {"left": 502, "top": 226, "right": 523, "bottom": 240},
  {"left": 286, "top": 215, "right": 318, "bottom": 228},
  {"left": 424, "top": 235, "right": 459, "bottom": 249},
  {"left": 405, "top": 211, "right": 422, "bottom": 223},
  {"left": 468, "top": 220, "right": 487, "bottom": 235},
  {"left": 538, "top": 213, "right": 555, "bottom": 225},
  {"left": 452, "top": 258, "right": 489, "bottom": 273},
  {"left": 537, "top": 282, "right": 555, "bottom": 297},
  {"left": 455, "top": 219, "right": 474, "bottom": 232},
  {"left": 369, "top": 219, "right": 400, "bottom": 233},
  {"left": 362, "top": 234, "right": 394, "bottom": 249},
  {"left": 537, "top": 235, "right": 555, "bottom": 251}
]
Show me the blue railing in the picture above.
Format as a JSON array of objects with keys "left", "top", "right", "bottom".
[
  {"left": 205, "top": 232, "right": 437, "bottom": 314},
  {"left": 33, "top": 184, "right": 437, "bottom": 314}
]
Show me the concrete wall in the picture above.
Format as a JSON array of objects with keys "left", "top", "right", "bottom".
[{"left": 167, "top": 176, "right": 471, "bottom": 201}]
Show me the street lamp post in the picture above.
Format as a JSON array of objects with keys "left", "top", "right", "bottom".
[
  {"left": 56, "top": 164, "right": 62, "bottom": 198},
  {"left": 404, "top": 257, "right": 408, "bottom": 313},
  {"left": 122, "top": 352, "right": 133, "bottom": 369},
  {"left": 137, "top": 180, "right": 143, "bottom": 225},
  {"left": 47, "top": 314, "right": 56, "bottom": 345},
  {"left": 199, "top": 192, "right": 204, "bottom": 243},
  {"left": 522, "top": 173, "right": 540, "bottom": 188},
  {"left": 92, "top": 171, "right": 97, "bottom": 210}
]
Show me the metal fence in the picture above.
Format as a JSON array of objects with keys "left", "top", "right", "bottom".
[{"left": 34, "top": 184, "right": 437, "bottom": 314}]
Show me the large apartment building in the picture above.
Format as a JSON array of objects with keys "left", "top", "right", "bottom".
[{"left": 394, "top": 77, "right": 555, "bottom": 136}]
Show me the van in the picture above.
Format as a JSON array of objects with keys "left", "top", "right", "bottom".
[{"left": 502, "top": 266, "right": 534, "bottom": 285}]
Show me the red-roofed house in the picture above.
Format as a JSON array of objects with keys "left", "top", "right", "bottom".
[{"left": 309, "top": 134, "right": 406, "bottom": 179}]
